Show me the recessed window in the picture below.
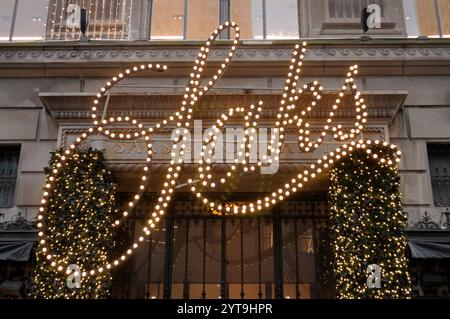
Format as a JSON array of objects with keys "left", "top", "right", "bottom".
[
  {"left": 428, "top": 144, "right": 450, "bottom": 206},
  {"left": 231, "top": 0, "right": 263, "bottom": 39},
  {"left": 328, "top": 0, "right": 384, "bottom": 19},
  {"left": 0, "top": 0, "right": 15, "bottom": 41},
  {"left": 45, "top": 0, "right": 133, "bottom": 40},
  {"left": 186, "top": 0, "right": 219, "bottom": 40},
  {"left": 403, "top": 0, "right": 450, "bottom": 38},
  {"left": 231, "top": 0, "right": 299, "bottom": 39},
  {"left": 151, "top": 0, "right": 185, "bottom": 40},
  {"left": 265, "top": 0, "right": 299, "bottom": 39},
  {"left": 12, "top": 0, "right": 47, "bottom": 41},
  {"left": 0, "top": 146, "right": 20, "bottom": 208}
]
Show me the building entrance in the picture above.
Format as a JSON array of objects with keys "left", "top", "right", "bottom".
[{"left": 111, "top": 193, "right": 335, "bottom": 299}]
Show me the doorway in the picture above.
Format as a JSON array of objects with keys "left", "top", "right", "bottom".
[{"left": 112, "top": 194, "right": 335, "bottom": 299}]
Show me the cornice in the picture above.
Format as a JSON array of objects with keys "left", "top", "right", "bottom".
[
  {"left": 0, "top": 42, "right": 449, "bottom": 64},
  {"left": 40, "top": 91, "right": 407, "bottom": 122}
]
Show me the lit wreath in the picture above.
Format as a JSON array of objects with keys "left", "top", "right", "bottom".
[{"left": 36, "top": 21, "right": 402, "bottom": 277}]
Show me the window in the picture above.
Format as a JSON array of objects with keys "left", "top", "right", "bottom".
[
  {"left": 318, "top": 0, "right": 400, "bottom": 37},
  {"left": 45, "top": 0, "right": 133, "bottom": 40},
  {"left": 265, "top": 0, "right": 299, "bottom": 39},
  {"left": 231, "top": 0, "right": 299, "bottom": 39},
  {"left": 403, "top": 0, "right": 450, "bottom": 38},
  {"left": 231, "top": 0, "right": 263, "bottom": 39},
  {"left": 2, "top": 0, "right": 450, "bottom": 41},
  {"left": 186, "top": 0, "right": 219, "bottom": 39},
  {"left": 0, "top": 146, "right": 20, "bottom": 208},
  {"left": 150, "top": 0, "right": 220, "bottom": 40},
  {"left": 428, "top": 144, "right": 450, "bottom": 206},
  {"left": 327, "top": 0, "right": 384, "bottom": 19},
  {"left": 0, "top": 0, "right": 16, "bottom": 41},
  {"left": 12, "top": 0, "right": 47, "bottom": 41},
  {"left": 151, "top": 0, "right": 185, "bottom": 40}
]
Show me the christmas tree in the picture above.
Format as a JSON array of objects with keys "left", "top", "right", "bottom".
[
  {"left": 329, "top": 144, "right": 412, "bottom": 298},
  {"left": 32, "top": 148, "right": 118, "bottom": 298}
]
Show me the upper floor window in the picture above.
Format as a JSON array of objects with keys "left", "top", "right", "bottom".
[
  {"left": 45, "top": 0, "right": 133, "bottom": 40},
  {"left": 0, "top": 0, "right": 449, "bottom": 41},
  {"left": 428, "top": 144, "right": 450, "bottom": 206},
  {"left": 150, "top": 0, "right": 185, "bottom": 40},
  {"left": 0, "top": 0, "right": 15, "bottom": 41},
  {"left": 0, "top": 0, "right": 47, "bottom": 41},
  {"left": 0, "top": 146, "right": 20, "bottom": 208},
  {"left": 403, "top": 0, "right": 450, "bottom": 38},
  {"left": 150, "top": 0, "right": 298, "bottom": 40},
  {"left": 264, "top": 0, "right": 299, "bottom": 39},
  {"left": 0, "top": 0, "right": 133, "bottom": 41},
  {"left": 150, "top": 0, "right": 220, "bottom": 40},
  {"left": 327, "top": 0, "right": 385, "bottom": 19}
]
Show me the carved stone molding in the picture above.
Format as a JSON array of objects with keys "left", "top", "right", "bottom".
[{"left": 1, "top": 43, "right": 449, "bottom": 64}]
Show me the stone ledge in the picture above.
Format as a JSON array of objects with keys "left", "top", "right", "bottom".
[
  {"left": 40, "top": 91, "right": 406, "bottom": 124},
  {"left": 0, "top": 45, "right": 449, "bottom": 62}
]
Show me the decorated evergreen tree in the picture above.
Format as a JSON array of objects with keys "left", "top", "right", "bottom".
[
  {"left": 32, "top": 148, "right": 118, "bottom": 298},
  {"left": 329, "top": 144, "right": 412, "bottom": 299}
]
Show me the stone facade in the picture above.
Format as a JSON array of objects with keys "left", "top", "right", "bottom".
[
  {"left": 0, "top": 38, "right": 449, "bottom": 230},
  {"left": 1, "top": 0, "right": 450, "bottom": 298}
]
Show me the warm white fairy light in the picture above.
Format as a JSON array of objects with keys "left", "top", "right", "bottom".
[
  {"left": 191, "top": 45, "right": 389, "bottom": 216},
  {"left": 37, "top": 21, "right": 402, "bottom": 277},
  {"left": 37, "top": 22, "right": 241, "bottom": 276}
]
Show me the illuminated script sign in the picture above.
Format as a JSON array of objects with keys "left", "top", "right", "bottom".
[{"left": 37, "top": 22, "right": 402, "bottom": 276}]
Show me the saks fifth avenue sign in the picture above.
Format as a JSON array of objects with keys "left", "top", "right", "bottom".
[{"left": 65, "top": 120, "right": 349, "bottom": 174}]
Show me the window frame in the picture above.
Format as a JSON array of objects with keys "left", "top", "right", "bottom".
[
  {"left": 3, "top": 0, "right": 19, "bottom": 42},
  {"left": 427, "top": 143, "right": 450, "bottom": 207},
  {"left": 0, "top": 145, "right": 21, "bottom": 209},
  {"left": 326, "top": 0, "right": 385, "bottom": 20},
  {"left": 148, "top": 0, "right": 302, "bottom": 40}
]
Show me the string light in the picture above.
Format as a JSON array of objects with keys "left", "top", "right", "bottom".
[
  {"left": 32, "top": 149, "right": 116, "bottom": 298},
  {"left": 37, "top": 22, "right": 240, "bottom": 277},
  {"left": 329, "top": 145, "right": 412, "bottom": 299},
  {"left": 36, "top": 21, "right": 404, "bottom": 281}
]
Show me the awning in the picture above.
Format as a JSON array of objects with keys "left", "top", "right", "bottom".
[
  {"left": 0, "top": 242, "right": 34, "bottom": 262},
  {"left": 408, "top": 241, "right": 450, "bottom": 259}
]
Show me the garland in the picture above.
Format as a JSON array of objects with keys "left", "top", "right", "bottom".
[
  {"left": 329, "top": 145, "right": 412, "bottom": 299},
  {"left": 32, "top": 148, "right": 118, "bottom": 298}
]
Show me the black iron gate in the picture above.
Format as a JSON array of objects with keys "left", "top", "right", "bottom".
[{"left": 114, "top": 195, "right": 335, "bottom": 299}]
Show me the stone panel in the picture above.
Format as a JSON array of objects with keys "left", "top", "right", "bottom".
[
  {"left": 38, "top": 110, "right": 58, "bottom": 140},
  {"left": 393, "top": 139, "right": 428, "bottom": 171},
  {"left": 388, "top": 109, "right": 408, "bottom": 139},
  {"left": 366, "top": 76, "right": 450, "bottom": 106},
  {"left": 0, "top": 109, "right": 39, "bottom": 140},
  {"left": 19, "top": 141, "right": 55, "bottom": 172},
  {"left": 0, "top": 78, "right": 80, "bottom": 107},
  {"left": 409, "top": 107, "right": 450, "bottom": 138},
  {"left": 14, "top": 173, "right": 46, "bottom": 206},
  {"left": 400, "top": 172, "right": 433, "bottom": 206}
]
